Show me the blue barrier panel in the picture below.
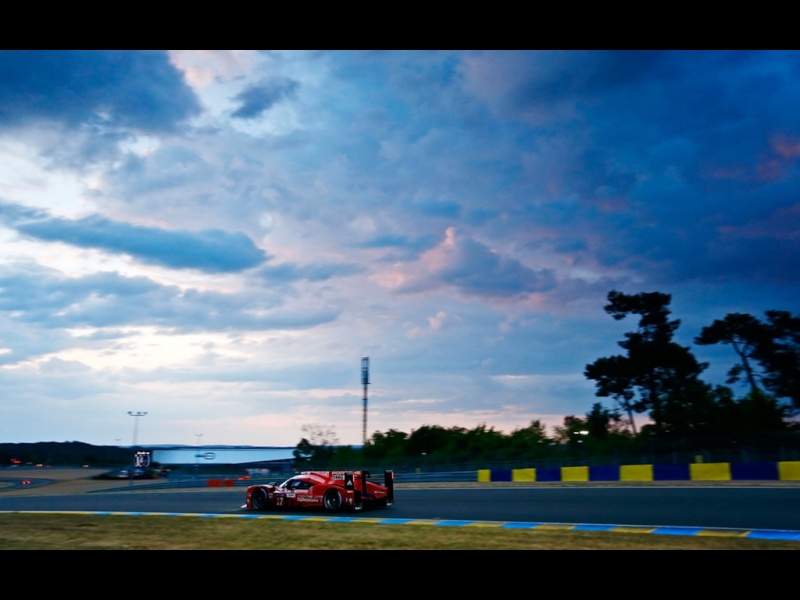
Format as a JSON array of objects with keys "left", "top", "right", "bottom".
[
  {"left": 653, "top": 463, "right": 690, "bottom": 481},
  {"left": 491, "top": 469, "right": 512, "bottom": 482},
  {"left": 730, "top": 461, "right": 779, "bottom": 481},
  {"left": 589, "top": 465, "right": 620, "bottom": 481},
  {"left": 536, "top": 467, "right": 562, "bottom": 482}
]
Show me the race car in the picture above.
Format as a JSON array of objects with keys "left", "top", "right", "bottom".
[{"left": 242, "top": 469, "right": 394, "bottom": 513}]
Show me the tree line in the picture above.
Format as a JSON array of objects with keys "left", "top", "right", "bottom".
[{"left": 296, "top": 290, "right": 800, "bottom": 468}]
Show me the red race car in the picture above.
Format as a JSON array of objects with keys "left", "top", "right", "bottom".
[{"left": 242, "top": 469, "right": 394, "bottom": 513}]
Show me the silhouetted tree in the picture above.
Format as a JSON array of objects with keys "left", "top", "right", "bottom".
[
  {"left": 734, "top": 388, "right": 794, "bottom": 434},
  {"left": 583, "top": 355, "right": 638, "bottom": 432},
  {"left": 499, "top": 420, "right": 552, "bottom": 460},
  {"left": 552, "top": 415, "right": 590, "bottom": 445},
  {"left": 508, "top": 420, "right": 550, "bottom": 446},
  {"left": 584, "top": 402, "right": 628, "bottom": 439},
  {"left": 697, "top": 310, "right": 800, "bottom": 410},
  {"left": 584, "top": 290, "right": 708, "bottom": 436},
  {"left": 292, "top": 438, "right": 315, "bottom": 462},
  {"left": 362, "top": 428, "right": 408, "bottom": 461},
  {"left": 695, "top": 312, "right": 768, "bottom": 394},
  {"left": 405, "top": 425, "right": 453, "bottom": 456},
  {"left": 756, "top": 310, "right": 800, "bottom": 408},
  {"left": 301, "top": 424, "right": 339, "bottom": 447}
]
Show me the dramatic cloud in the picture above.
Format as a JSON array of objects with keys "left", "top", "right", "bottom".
[
  {"left": 231, "top": 77, "right": 300, "bottom": 120},
  {"left": 0, "top": 50, "right": 797, "bottom": 448},
  {"left": 0, "top": 50, "right": 201, "bottom": 132},
  {"left": 0, "top": 203, "right": 268, "bottom": 273}
]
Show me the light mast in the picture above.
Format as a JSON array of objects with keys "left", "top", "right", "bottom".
[{"left": 361, "top": 356, "right": 369, "bottom": 445}]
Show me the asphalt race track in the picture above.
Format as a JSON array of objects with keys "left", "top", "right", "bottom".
[{"left": 2, "top": 474, "right": 800, "bottom": 541}]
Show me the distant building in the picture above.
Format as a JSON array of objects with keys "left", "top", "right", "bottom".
[{"left": 151, "top": 446, "right": 295, "bottom": 468}]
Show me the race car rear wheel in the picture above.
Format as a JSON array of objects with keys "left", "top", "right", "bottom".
[
  {"left": 251, "top": 487, "right": 270, "bottom": 510},
  {"left": 323, "top": 488, "right": 344, "bottom": 512}
]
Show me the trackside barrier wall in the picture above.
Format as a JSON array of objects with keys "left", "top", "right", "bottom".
[
  {"left": 479, "top": 460, "right": 800, "bottom": 483},
  {"left": 206, "top": 478, "right": 236, "bottom": 487}
]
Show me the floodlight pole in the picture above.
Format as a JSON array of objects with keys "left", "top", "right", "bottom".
[
  {"left": 128, "top": 411, "right": 147, "bottom": 448},
  {"left": 361, "top": 356, "right": 369, "bottom": 446}
]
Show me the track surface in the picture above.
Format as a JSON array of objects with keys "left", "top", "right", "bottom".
[{"left": 2, "top": 468, "right": 800, "bottom": 540}]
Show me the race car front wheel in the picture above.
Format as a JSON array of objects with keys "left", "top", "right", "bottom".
[
  {"left": 323, "top": 488, "right": 344, "bottom": 512},
  {"left": 251, "top": 487, "right": 270, "bottom": 510}
]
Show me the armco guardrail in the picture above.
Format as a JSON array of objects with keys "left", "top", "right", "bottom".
[
  {"left": 102, "top": 470, "right": 478, "bottom": 492},
  {"left": 393, "top": 471, "right": 476, "bottom": 483},
  {"left": 96, "top": 460, "right": 800, "bottom": 493}
]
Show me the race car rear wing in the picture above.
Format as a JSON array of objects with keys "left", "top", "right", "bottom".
[
  {"left": 344, "top": 469, "right": 394, "bottom": 509},
  {"left": 379, "top": 469, "right": 394, "bottom": 506}
]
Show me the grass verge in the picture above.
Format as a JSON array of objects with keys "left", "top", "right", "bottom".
[{"left": 0, "top": 513, "right": 798, "bottom": 550}]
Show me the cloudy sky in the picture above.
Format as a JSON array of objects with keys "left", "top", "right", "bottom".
[{"left": 0, "top": 50, "right": 798, "bottom": 449}]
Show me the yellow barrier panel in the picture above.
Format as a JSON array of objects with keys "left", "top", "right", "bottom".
[
  {"left": 512, "top": 468, "right": 536, "bottom": 482},
  {"left": 561, "top": 466, "right": 589, "bottom": 482},
  {"left": 620, "top": 464, "right": 653, "bottom": 481},
  {"left": 477, "top": 469, "right": 491, "bottom": 482},
  {"left": 690, "top": 462, "right": 731, "bottom": 481},
  {"left": 778, "top": 461, "right": 800, "bottom": 481}
]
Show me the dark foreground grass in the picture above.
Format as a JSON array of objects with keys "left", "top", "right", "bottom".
[{"left": 0, "top": 513, "right": 798, "bottom": 550}]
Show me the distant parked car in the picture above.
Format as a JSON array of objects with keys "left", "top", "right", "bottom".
[{"left": 94, "top": 467, "right": 155, "bottom": 480}]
